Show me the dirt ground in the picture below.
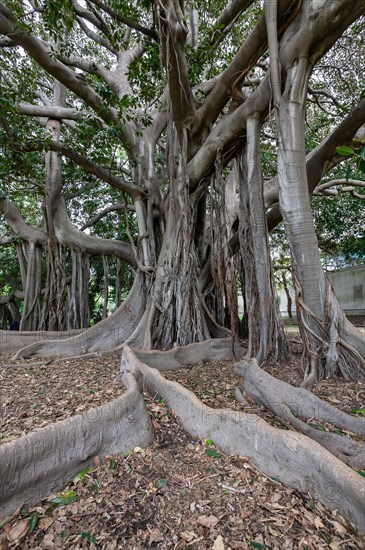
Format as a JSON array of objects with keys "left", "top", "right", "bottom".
[{"left": 1, "top": 339, "right": 365, "bottom": 549}]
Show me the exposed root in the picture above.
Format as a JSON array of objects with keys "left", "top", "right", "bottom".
[
  {"left": 0, "top": 329, "right": 84, "bottom": 355},
  {"left": 134, "top": 338, "right": 245, "bottom": 371},
  {"left": 121, "top": 345, "right": 365, "bottom": 532},
  {"left": 0, "top": 371, "right": 153, "bottom": 517},
  {"left": 293, "top": 273, "right": 365, "bottom": 384},
  {"left": 279, "top": 403, "right": 365, "bottom": 469},
  {"left": 235, "top": 358, "right": 365, "bottom": 436},
  {"left": 11, "top": 273, "right": 146, "bottom": 359},
  {"left": 234, "top": 358, "right": 365, "bottom": 467}
]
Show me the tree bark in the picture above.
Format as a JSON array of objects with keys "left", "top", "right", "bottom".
[
  {"left": 238, "top": 116, "right": 287, "bottom": 364},
  {"left": 277, "top": 54, "right": 365, "bottom": 383}
]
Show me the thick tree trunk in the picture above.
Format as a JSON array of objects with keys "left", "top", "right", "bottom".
[
  {"left": 41, "top": 85, "right": 69, "bottom": 331},
  {"left": 277, "top": 57, "right": 365, "bottom": 383},
  {"left": 282, "top": 272, "right": 293, "bottom": 319}
]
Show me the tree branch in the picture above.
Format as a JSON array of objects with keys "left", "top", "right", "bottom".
[
  {"left": 0, "top": 3, "right": 128, "bottom": 133},
  {"left": 72, "top": 0, "right": 111, "bottom": 40},
  {"left": 87, "top": 0, "right": 158, "bottom": 41},
  {"left": 210, "top": 0, "right": 255, "bottom": 48},
  {"left": 49, "top": 141, "right": 145, "bottom": 200},
  {"left": 308, "top": 85, "right": 343, "bottom": 110},
  {"left": 191, "top": 0, "right": 298, "bottom": 134},
  {"left": 157, "top": 0, "right": 196, "bottom": 130},
  {"left": 0, "top": 198, "right": 47, "bottom": 245},
  {"left": 313, "top": 179, "right": 365, "bottom": 198},
  {"left": 80, "top": 203, "right": 134, "bottom": 231},
  {"left": 18, "top": 103, "right": 79, "bottom": 120},
  {"left": 76, "top": 15, "right": 116, "bottom": 54}
]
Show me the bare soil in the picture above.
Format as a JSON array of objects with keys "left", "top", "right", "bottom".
[{"left": 1, "top": 341, "right": 365, "bottom": 549}]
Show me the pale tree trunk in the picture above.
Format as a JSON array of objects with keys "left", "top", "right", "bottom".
[
  {"left": 277, "top": 57, "right": 365, "bottom": 383},
  {"left": 68, "top": 250, "right": 90, "bottom": 330},
  {"left": 115, "top": 258, "right": 122, "bottom": 308},
  {"left": 41, "top": 81, "right": 69, "bottom": 331},
  {"left": 150, "top": 128, "right": 212, "bottom": 349},
  {"left": 239, "top": 116, "right": 287, "bottom": 364}
]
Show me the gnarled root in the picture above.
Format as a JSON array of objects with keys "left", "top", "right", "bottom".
[
  {"left": 122, "top": 345, "right": 365, "bottom": 532},
  {"left": 0, "top": 371, "right": 153, "bottom": 517},
  {"left": 134, "top": 338, "right": 245, "bottom": 371},
  {"left": 234, "top": 358, "right": 365, "bottom": 468},
  {"left": 11, "top": 273, "right": 146, "bottom": 359}
]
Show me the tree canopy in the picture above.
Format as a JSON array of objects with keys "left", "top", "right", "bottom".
[{"left": 0, "top": 0, "right": 365, "bottom": 382}]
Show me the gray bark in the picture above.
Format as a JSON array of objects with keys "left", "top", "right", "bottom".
[
  {"left": 121, "top": 345, "right": 365, "bottom": 533},
  {"left": 0, "top": 372, "right": 153, "bottom": 517}
]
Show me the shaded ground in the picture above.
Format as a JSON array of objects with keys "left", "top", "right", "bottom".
[
  {"left": 1, "top": 341, "right": 365, "bottom": 549},
  {"left": 0, "top": 357, "right": 123, "bottom": 442}
]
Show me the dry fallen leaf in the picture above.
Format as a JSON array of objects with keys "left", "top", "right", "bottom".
[
  {"left": 212, "top": 534, "right": 225, "bottom": 549},
  {"left": 331, "top": 520, "right": 348, "bottom": 535},
  {"left": 149, "top": 528, "right": 164, "bottom": 543},
  {"left": 180, "top": 531, "right": 197, "bottom": 542},
  {"left": 93, "top": 455, "right": 101, "bottom": 468},
  {"left": 42, "top": 533, "right": 55, "bottom": 549},
  {"left": 197, "top": 514, "right": 219, "bottom": 528},
  {"left": 314, "top": 516, "right": 325, "bottom": 529},
  {"left": 7, "top": 519, "right": 29, "bottom": 542},
  {"left": 39, "top": 516, "right": 54, "bottom": 531}
]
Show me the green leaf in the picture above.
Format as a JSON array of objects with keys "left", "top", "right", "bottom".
[
  {"left": 28, "top": 511, "right": 40, "bottom": 534},
  {"left": 319, "top": 531, "right": 331, "bottom": 544},
  {"left": 59, "top": 530, "right": 68, "bottom": 539},
  {"left": 20, "top": 506, "right": 30, "bottom": 518},
  {"left": 308, "top": 422, "right": 327, "bottom": 431},
  {"left": 307, "top": 499, "right": 315, "bottom": 510},
  {"left": 357, "top": 470, "right": 365, "bottom": 478},
  {"left": 109, "top": 458, "right": 118, "bottom": 470},
  {"left": 79, "top": 532, "right": 97, "bottom": 543},
  {"left": 351, "top": 408, "right": 365, "bottom": 415},
  {"left": 335, "top": 146, "right": 355, "bottom": 156},
  {"left": 154, "top": 478, "right": 169, "bottom": 488},
  {"left": 205, "top": 448, "right": 222, "bottom": 458},
  {"left": 204, "top": 438, "right": 214, "bottom": 446},
  {"left": 50, "top": 489, "right": 78, "bottom": 506},
  {"left": 73, "top": 467, "right": 92, "bottom": 483},
  {"left": 249, "top": 542, "right": 266, "bottom": 549},
  {"left": 345, "top": 164, "right": 352, "bottom": 182}
]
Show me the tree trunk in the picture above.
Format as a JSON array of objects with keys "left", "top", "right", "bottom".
[
  {"left": 277, "top": 56, "right": 365, "bottom": 383},
  {"left": 238, "top": 116, "right": 287, "bottom": 365},
  {"left": 20, "top": 241, "right": 42, "bottom": 331},
  {"left": 282, "top": 271, "right": 293, "bottom": 319}
]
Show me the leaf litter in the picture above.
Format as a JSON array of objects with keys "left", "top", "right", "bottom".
[{"left": 0, "top": 341, "right": 365, "bottom": 549}]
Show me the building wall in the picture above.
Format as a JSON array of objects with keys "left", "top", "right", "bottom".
[
  {"left": 277, "top": 266, "right": 365, "bottom": 317},
  {"left": 327, "top": 266, "right": 365, "bottom": 315}
]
